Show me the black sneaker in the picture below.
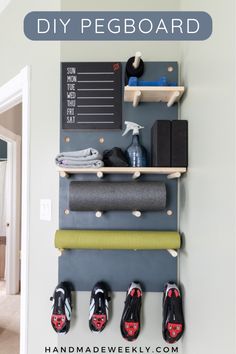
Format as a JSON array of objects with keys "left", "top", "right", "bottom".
[
  {"left": 50, "top": 282, "right": 72, "bottom": 334},
  {"left": 162, "top": 282, "right": 184, "bottom": 343},
  {"left": 89, "top": 282, "right": 110, "bottom": 333},
  {"left": 120, "top": 282, "right": 142, "bottom": 341}
]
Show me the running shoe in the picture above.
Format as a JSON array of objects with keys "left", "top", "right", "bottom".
[
  {"left": 162, "top": 282, "right": 184, "bottom": 343},
  {"left": 120, "top": 282, "right": 142, "bottom": 341},
  {"left": 89, "top": 282, "right": 110, "bottom": 333},
  {"left": 50, "top": 282, "right": 72, "bottom": 334}
]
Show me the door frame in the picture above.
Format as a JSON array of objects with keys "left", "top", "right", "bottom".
[{"left": 0, "top": 67, "right": 30, "bottom": 354}]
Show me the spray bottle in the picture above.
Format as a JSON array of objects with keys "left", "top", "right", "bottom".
[{"left": 122, "top": 121, "right": 147, "bottom": 167}]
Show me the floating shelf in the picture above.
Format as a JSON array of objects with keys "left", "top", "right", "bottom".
[
  {"left": 58, "top": 167, "right": 187, "bottom": 180},
  {"left": 124, "top": 86, "right": 185, "bottom": 107}
]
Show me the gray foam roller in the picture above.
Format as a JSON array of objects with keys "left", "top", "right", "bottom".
[{"left": 69, "top": 181, "right": 166, "bottom": 211}]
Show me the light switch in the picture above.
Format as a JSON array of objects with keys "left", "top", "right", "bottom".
[{"left": 40, "top": 199, "right": 52, "bottom": 221}]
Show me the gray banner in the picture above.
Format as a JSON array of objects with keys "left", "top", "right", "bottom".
[{"left": 24, "top": 11, "right": 212, "bottom": 41}]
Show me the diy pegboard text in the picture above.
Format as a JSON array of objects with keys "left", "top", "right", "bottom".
[
  {"left": 24, "top": 11, "right": 212, "bottom": 41},
  {"left": 37, "top": 18, "right": 199, "bottom": 35}
]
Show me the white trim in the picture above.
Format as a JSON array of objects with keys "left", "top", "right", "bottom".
[
  {"left": 0, "top": 66, "right": 30, "bottom": 354},
  {"left": 0, "top": 76, "right": 22, "bottom": 114},
  {"left": 0, "top": 0, "right": 10, "bottom": 14}
]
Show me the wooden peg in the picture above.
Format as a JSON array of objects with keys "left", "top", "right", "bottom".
[
  {"left": 167, "top": 249, "right": 178, "bottom": 257},
  {"left": 132, "top": 210, "right": 142, "bottom": 218},
  {"left": 133, "top": 90, "right": 142, "bottom": 107},
  {"left": 132, "top": 171, "right": 141, "bottom": 179},
  {"left": 97, "top": 171, "right": 104, "bottom": 179},
  {"left": 133, "top": 51, "right": 142, "bottom": 69},
  {"left": 167, "top": 172, "right": 181, "bottom": 180},
  {"left": 95, "top": 211, "right": 103, "bottom": 218},
  {"left": 167, "top": 91, "right": 180, "bottom": 107},
  {"left": 60, "top": 171, "right": 69, "bottom": 178}
]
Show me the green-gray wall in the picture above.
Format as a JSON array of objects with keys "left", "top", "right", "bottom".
[{"left": 179, "top": 1, "right": 235, "bottom": 354}]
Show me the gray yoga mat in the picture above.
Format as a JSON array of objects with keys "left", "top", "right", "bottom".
[{"left": 69, "top": 181, "right": 166, "bottom": 211}]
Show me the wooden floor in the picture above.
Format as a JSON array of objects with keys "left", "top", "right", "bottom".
[{"left": 0, "top": 281, "right": 20, "bottom": 354}]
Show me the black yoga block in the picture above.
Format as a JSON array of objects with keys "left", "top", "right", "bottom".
[
  {"left": 151, "top": 120, "right": 171, "bottom": 167},
  {"left": 171, "top": 120, "right": 188, "bottom": 167}
]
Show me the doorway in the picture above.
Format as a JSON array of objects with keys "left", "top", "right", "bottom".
[
  {"left": 0, "top": 67, "right": 30, "bottom": 354},
  {"left": 0, "top": 104, "right": 22, "bottom": 353}
]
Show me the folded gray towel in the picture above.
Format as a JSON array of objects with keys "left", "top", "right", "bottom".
[
  {"left": 55, "top": 148, "right": 104, "bottom": 168},
  {"left": 58, "top": 159, "right": 104, "bottom": 168}
]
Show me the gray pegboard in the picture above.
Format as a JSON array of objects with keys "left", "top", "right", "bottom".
[
  {"left": 58, "top": 62, "right": 179, "bottom": 291},
  {"left": 59, "top": 250, "right": 177, "bottom": 292}
]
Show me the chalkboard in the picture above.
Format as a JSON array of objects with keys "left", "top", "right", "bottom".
[{"left": 61, "top": 62, "right": 122, "bottom": 130}]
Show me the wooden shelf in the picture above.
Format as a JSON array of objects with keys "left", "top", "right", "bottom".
[
  {"left": 124, "top": 86, "right": 185, "bottom": 107},
  {"left": 58, "top": 167, "right": 187, "bottom": 179}
]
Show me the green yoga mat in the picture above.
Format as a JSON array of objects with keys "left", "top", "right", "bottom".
[{"left": 55, "top": 230, "right": 181, "bottom": 250}]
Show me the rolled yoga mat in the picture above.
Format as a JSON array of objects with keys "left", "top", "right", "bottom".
[
  {"left": 69, "top": 181, "right": 166, "bottom": 211},
  {"left": 55, "top": 230, "right": 181, "bottom": 250}
]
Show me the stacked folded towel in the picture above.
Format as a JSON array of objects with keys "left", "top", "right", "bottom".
[{"left": 55, "top": 148, "right": 104, "bottom": 168}]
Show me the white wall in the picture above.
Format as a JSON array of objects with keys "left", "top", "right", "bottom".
[
  {"left": 179, "top": 1, "right": 236, "bottom": 353},
  {"left": 0, "top": 1, "right": 60, "bottom": 353}
]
